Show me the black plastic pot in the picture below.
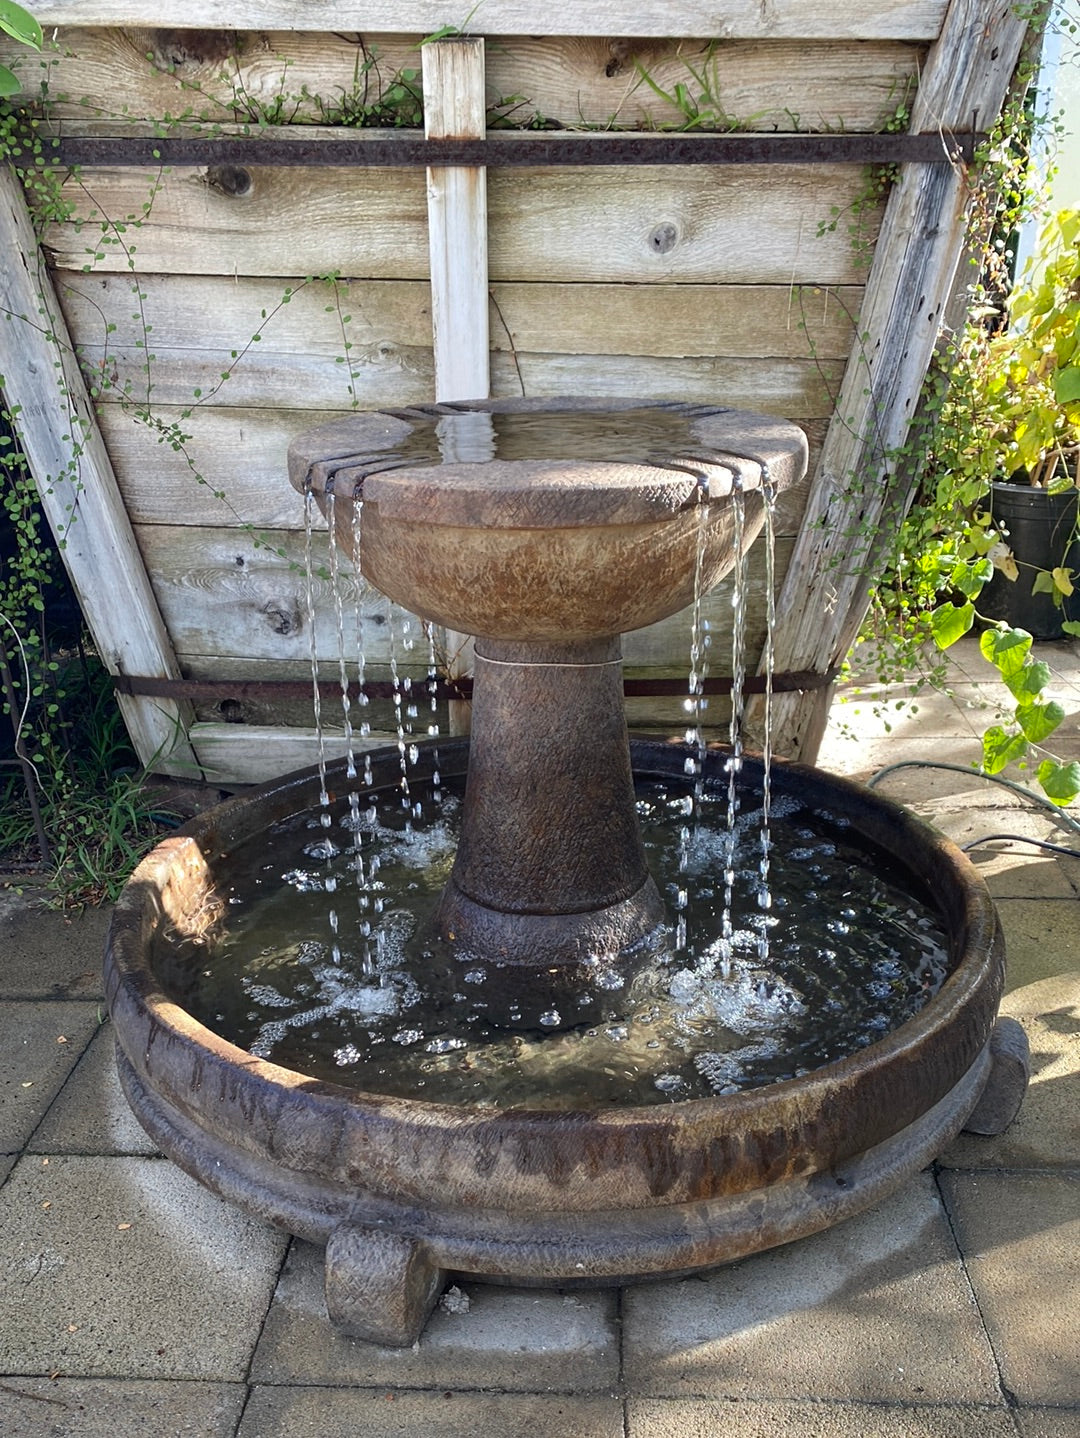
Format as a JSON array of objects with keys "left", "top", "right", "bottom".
[{"left": 980, "top": 481, "right": 1080, "bottom": 639}]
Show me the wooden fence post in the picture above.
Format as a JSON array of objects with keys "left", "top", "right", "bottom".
[
  {"left": 756, "top": 0, "right": 1030, "bottom": 761},
  {"left": 0, "top": 163, "right": 201, "bottom": 776},
  {"left": 423, "top": 36, "right": 490, "bottom": 735}
]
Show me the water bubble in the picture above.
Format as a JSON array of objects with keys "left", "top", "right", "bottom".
[{"left": 538, "top": 1009, "right": 562, "bottom": 1028}]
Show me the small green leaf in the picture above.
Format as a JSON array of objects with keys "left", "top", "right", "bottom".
[
  {"left": 1053, "top": 364, "right": 1080, "bottom": 404},
  {"left": 1004, "top": 659, "right": 1050, "bottom": 702},
  {"left": 1016, "top": 698, "right": 1065, "bottom": 744},
  {"left": 1037, "top": 759, "right": 1080, "bottom": 806},
  {"left": 1061, "top": 620, "right": 1080, "bottom": 637},
  {"left": 950, "top": 557, "right": 992, "bottom": 598},
  {"left": 979, "top": 625, "right": 1032, "bottom": 675},
  {"left": 982, "top": 726, "right": 1029, "bottom": 775},
  {"left": 1032, "top": 570, "right": 1058, "bottom": 596},
  {"left": 0, "top": 1, "right": 42, "bottom": 49},
  {"left": 931, "top": 601, "right": 974, "bottom": 649},
  {"left": 0, "top": 63, "right": 19, "bottom": 97}
]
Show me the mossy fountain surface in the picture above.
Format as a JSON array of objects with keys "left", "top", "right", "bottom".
[{"left": 105, "top": 399, "right": 1024, "bottom": 1346}]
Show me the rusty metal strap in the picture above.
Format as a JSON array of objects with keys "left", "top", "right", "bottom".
[
  {"left": 52, "top": 131, "right": 981, "bottom": 170},
  {"left": 114, "top": 670, "right": 839, "bottom": 705}
]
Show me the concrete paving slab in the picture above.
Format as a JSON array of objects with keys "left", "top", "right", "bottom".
[
  {"left": 0, "top": 1154, "right": 287, "bottom": 1381},
  {"left": 902, "top": 808, "right": 1080, "bottom": 900},
  {"left": 0, "top": 894, "right": 107, "bottom": 1000},
  {"left": 992, "top": 900, "right": 1080, "bottom": 994},
  {"left": 942, "top": 972, "right": 1080, "bottom": 1169},
  {"left": 0, "top": 1154, "right": 14, "bottom": 1187},
  {"left": 622, "top": 1174, "right": 1000, "bottom": 1403},
  {"left": 0, "top": 1377, "right": 246, "bottom": 1437},
  {"left": 0, "top": 1003, "right": 101, "bottom": 1153},
  {"left": 626, "top": 1398, "right": 1017, "bottom": 1436},
  {"left": 28, "top": 1022, "right": 160, "bottom": 1157},
  {"left": 1015, "top": 1407, "right": 1080, "bottom": 1438},
  {"left": 237, "top": 1386, "right": 624, "bottom": 1438},
  {"left": 251, "top": 1238, "right": 619, "bottom": 1393},
  {"left": 816, "top": 738, "right": 990, "bottom": 799},
  {"left": 939, "top": 1171, "right": 1080, "bottom": 1406}
]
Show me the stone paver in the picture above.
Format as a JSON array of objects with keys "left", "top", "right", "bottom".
[
  {"left": 0, "top": 1002, "right": 100, "bottom": 1153},
  {"left": 0, "top": 1155, "right": 287, "bottom": 1381},
  {"left": 1015, "top": 1409, "right": 1080, "bottom": 1438},
  {"left": 939, "top": 1171, "right": 1080, "bottom": 1406},
  {"left": 0, "top": 895, "right": 108, "bottom": 999},
  {"left": 28, "top": 1021, "right": 160, "bottom": 1157},
  {"left": 992, "top": 900, "right": 1080, "bottom": 994},
  {"left": 622, "top": 1175, "right": 1000, "bottom": 1403},
  {"left": 626, "top": 1398, "right": 1018, "bottom": 1436},
  {"left": 0, "top": 1378, "right": 246, "bottom": 1437},
  {"left": 251, "top": 1238, "right": 620, "bottom": 1393},
  {"left": 237, "top": 1387, "right": 624, "bottom": 1438},
  {"left": 942, "top": 972, "right": 1080, "bottom": 1169}
]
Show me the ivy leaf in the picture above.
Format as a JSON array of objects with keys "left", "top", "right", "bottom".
[
  {"left": 1037, "top": 759, "right": 1080, "bottom": 807},
  {"left": 950, "top": 557, "right": 992, "bottom": 598},
  {"left": 979, "top": 625, "right": 1031, "bottom": 678},
  {"left": 930, "top": 601, "right": 974, "bottom": 649},
  {"left": 1003, "top": 659, "right": 1050, "bottom": 702},
  {"left": 0, "top": 1, "right": 41, "bottom": 49},
  {"left": 1053, "top": 364, "right": 1080, "bottom": 404},
  {"left": 982, "top": 726, "right": 1029, "bottom": 775},
  {"left": 1052, "top": 566, "right": 1075, "bottom": 597},
  {"left": 1061, "top": 621, "right": 1080, "bottom": 637},
  {"left": 1016, "top": 697, "right": 1065, "bottom": 744},
  {"left": 1031, "top": 570, "right": 1059, "bottom": 596}
]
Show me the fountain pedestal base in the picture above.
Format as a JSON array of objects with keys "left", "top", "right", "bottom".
[{"left": 435, "top": 637, "right": 665, "bottom": 1022}]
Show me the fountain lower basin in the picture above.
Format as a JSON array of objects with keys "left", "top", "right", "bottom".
[{"left": 105, "top": 738, "right": 1016, "bottom": 1347}]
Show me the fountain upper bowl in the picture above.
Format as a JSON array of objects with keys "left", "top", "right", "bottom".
[{"left": 287, "top": 399, "right": 808, "bottom": 641}]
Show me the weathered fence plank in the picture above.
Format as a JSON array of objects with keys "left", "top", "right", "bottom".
[
  {"left": 0, "top": 165, "right": 200, "bottom": 775},
  {"left": 44, "top": 162, "right": 875, "bottom": 286},
  {"left": 29, "top": 4, "right": 950, "bottom": 43},
  {"left": 8, "top": 29, "right": 924, "bottom": 133},
  {"left": 760, "top": 0, "right": 1031, "bottom": 760}
]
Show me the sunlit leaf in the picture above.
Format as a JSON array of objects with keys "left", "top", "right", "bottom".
[
  {"left": 1052, "top": 566, "right": 1075, "bottom": 596},
  {"left": 930, "top": 601, "right": 974, "bottom": 649},
  {"left": 1016, "top": 698, "right": 1065, "bottom": 743},
  {"left": 982, "top": 726, "right": 1028, "bottom": 775},
  {"left": 1003, "top": 659, "right": 1050, "bottom": 702},
  {"left": 1037, "top": 759, "right": 1080, "bottom": 806},
  {"left": 1053, "top": 364, "right": 1080, "bottom": 404},
  {"left": 979, "top": 626, "right": 1031, "bottom": 677},
  {"left": 0, "top": 0, "right": 41, "bottom": 48}
]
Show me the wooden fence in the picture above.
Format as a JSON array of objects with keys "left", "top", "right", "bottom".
[{"left": 0, "top": 2, "right": 1027, "bottom": 781}]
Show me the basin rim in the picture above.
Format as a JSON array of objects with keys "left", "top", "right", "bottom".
[{"left": 106, "top": 739, "right": 1005, "bottom": 1214}]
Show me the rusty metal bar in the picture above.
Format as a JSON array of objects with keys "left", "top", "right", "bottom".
[
  {"left": 113, "top": 669, "right": 839, "bottom": 705},
  {"left": 51, "top": 130, "right": 981, "bottom": 170}
]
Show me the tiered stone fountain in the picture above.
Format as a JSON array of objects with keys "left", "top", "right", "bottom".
[{"left": 105, "top": 399, "right": 1024, "bottom": 1347}]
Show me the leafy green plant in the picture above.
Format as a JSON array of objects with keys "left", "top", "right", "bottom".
[{"left": 849, "top": 66, "right": 1080, "bottom": 806}]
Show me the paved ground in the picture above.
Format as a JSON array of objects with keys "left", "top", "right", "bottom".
[{"left": 1, "top": 636, "right": 1077, "bottom": 1437}]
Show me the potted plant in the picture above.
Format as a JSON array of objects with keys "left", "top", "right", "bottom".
[
  {"left": 921, "top": 207, "right": 1080, "bottom": 805},
  {"left": 970, "top": 206, "right": 1080, "bottom": 638},
  {"left": 856, "top": 204, "right": 1080, "bottom": 807}
]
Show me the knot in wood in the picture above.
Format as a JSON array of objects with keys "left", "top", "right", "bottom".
[
  {"left": 207, "top": 165, "right": 253, "bottom": 198},
  {"left": 649, "top": 222, "right": 679, "bottom": 256}
]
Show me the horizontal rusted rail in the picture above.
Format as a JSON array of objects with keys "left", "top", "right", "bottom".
[
  {"left": 114, "top": 670, "right": 839, "bottom": 705},
  {"left": 52, "top": 131, "right": 981, "bottom": 170}
]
